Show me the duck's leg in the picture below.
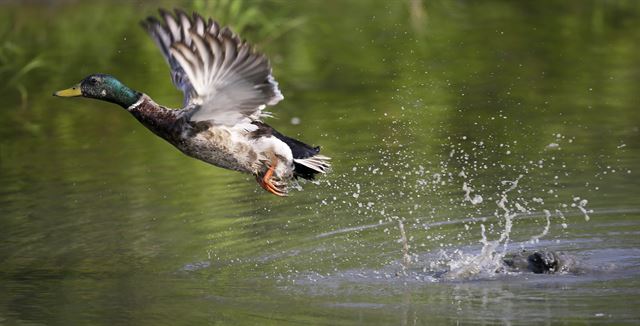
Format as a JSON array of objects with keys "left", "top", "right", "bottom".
[{"left": 256, "top": 155, "right": 287, "bottom": 197}]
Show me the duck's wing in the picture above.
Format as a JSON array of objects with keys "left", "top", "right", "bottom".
[{"left": 141, "top": 9, "right": 283, "bottom": 125}]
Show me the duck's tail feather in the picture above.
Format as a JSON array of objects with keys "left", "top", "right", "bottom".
[
  {"left": 251, "top": 121, "right": 331, "bottom": 180},
  {"left": 293, "top": 155, "right": 331, "bottom": 180},
  {"left": 270, "top": 130, "right": 331, "bottom": 180}
]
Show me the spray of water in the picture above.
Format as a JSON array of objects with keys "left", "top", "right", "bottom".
[{"left": 309, "top": 119, "right": 604, "bottom": 281}]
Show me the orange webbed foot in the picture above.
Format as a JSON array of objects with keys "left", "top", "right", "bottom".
[{"left": 256, "top": 157, "right": 288, "bottom": 197}]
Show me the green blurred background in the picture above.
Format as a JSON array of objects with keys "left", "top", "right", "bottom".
[{"left": 1, "top": 1, "right": 639, "bottom": 324}]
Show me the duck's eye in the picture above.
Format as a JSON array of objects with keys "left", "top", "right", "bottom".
[{"left": 89, "top": 77, "right": 98, "bottom": 84}]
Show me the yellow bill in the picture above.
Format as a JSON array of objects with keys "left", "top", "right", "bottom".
[{"left": 54, "top": 84, "right": 82, "bottom": 97}]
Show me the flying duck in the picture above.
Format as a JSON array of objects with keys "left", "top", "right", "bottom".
[{"left": 54, "top": 9, "right": 330, "bottom": 196}]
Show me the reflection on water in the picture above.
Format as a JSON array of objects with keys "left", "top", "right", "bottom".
[{"left": 1, "top": 0, "right": 640, "bottom": 324}]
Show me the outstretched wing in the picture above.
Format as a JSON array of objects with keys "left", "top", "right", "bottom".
[{"left": 141, "top": 9, "right": 283, "bottom": 125}]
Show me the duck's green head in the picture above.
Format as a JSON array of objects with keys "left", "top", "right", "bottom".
[{"left": 54, "top": 74, "right": 141, "bottom": 108}]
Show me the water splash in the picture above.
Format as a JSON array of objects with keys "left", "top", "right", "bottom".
[
  {"left": 443, "top": 224, "right": 503, "bottom": 280},
  {"left": 310, "top": 122, "right": 606, "bottom": 281},
  {"left": 443, "top": 174, "right": 524, "bottom": 279},
  {"left": 530, "top": 209, "right": 552, "bottom": 244},
  {"left": 398, "top": 219, "right": 411, "bottom": 274},
  {"left": 462, "top": 181, "right": 483, "bottom": 205},
  {"left": 572, "top": 197, "right": 592, "bottom": 221}
]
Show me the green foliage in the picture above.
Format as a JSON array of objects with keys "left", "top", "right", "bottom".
[
  {"left": 0, "top": 30, "right": 46, "bottom": 105},
  {"left": 192, "top": 0, "right": 306, "bottom": 45}
]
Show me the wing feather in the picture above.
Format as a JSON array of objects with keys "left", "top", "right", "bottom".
[
  {"left": 193, "top": 13, "right": 205, "bottom": 35},
  {"left": 191, "top": 33, "right": 211, "bottom": 76},
  {"left": 160, "top": 9, "right": 181, "bottom": 43},
  {"left": 176, "top": 10, "right": 192, "bottom": 45},
  {"left": 141, "top": 9, "right": 283, "bottom": 124}
]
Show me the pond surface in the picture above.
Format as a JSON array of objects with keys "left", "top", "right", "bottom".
[{"left": 1, "top": 1, "right": 640, "bottom": 324}]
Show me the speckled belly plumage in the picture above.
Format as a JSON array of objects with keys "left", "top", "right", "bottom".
[{"left": 174, "top": 126, "right": 257, "bottom": 174}]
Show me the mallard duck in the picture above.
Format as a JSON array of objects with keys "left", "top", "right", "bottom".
[{"left": 54, "top": 9, "right": 330, "bottom": 196}]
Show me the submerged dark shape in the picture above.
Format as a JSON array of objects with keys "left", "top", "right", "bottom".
[
  {"left": 53, "top": 9, "right": 330, "bottom": 196},
  {"left": 434, "top": 250, "right": 581, "bottom": 280},
  {"left": 502, "top": 250, "right": 577, "bottom": 274}
]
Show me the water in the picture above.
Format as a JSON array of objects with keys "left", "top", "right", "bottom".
[{"left": 2, "top": 1, "right": 640, "bottom": 324}]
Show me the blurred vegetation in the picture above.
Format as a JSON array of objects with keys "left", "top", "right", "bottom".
[
  {"left": 192, "top": 0, "right": 306, "bottom": 44},
  {"left": 0, "top": 0, "right": 638, "bottom": 211},
  {"left": 0, "top": 41, "right": 46, "bottom": 106},
  {"left": 1, "top": 0, "right": 639, "bottom": 234}
]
